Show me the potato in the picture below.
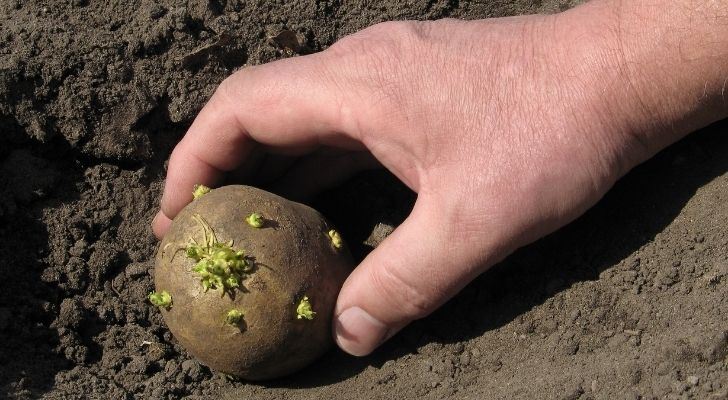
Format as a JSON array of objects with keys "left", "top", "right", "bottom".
[{"left": 153, "top": 185, "right": 354, "bottom": 380}]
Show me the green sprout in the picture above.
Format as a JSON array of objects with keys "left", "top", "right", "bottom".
[
  {"left": 192, "top": 184, "right": 211, "bottom": 199},
  {"left": 245, "top": 213, "right": 264, "bottom": 228},
  {"left": 186, "top": 214, "right": 254, "bottom": 296},
  {"left": 296, "top": 296, "right": 316, "bottom": 320},
  {"left": 224, "top": 309, "right": 244, "bottom": 326},
  {"left": 149, "top": 290, "right": 172, "bottom": 308},
  {"left": 328, "top": 229, "right": 343, "bottom": 249}
]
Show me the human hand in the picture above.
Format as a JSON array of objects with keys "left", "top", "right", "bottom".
[{"left": 153, "top": 0, "right": 727, "bottom": 356}]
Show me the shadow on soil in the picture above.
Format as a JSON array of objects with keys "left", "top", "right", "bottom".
[
  {"left": 265, "top": 118, "right": 728, "bottom": 388},
  {"left": 0, "top": 208, "right": 69, "bottom": 398},
  {"left": 0, "top": 130, "right": 89, "bottom": 397}
]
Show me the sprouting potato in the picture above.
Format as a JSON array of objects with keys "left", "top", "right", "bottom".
[{"left": 153, "top": 185, "right": 353, "bottom": 380}]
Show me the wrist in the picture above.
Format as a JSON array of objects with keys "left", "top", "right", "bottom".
[
  {"left": 535, "top": 4, "right": 659, "bottom": 180},
  {"left": 550, "top": 0, "right": 728, "bottom": 172}
]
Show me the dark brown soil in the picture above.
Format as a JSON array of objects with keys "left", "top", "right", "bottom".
[{"left": 1, "top": 0, "right": 726, "bottom": 399}]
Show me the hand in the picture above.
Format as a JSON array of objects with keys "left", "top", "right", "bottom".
[{"left": 153, "top": 1, "right": 721, "bottom": 356}]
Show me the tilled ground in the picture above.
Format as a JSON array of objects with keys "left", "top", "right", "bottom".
[{"left": 1, "top": 0, "right": 726, "bottom": 399}]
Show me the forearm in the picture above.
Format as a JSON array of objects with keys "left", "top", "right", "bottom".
[{"left": 556, "top": 0, "right": 728, "bottom": 165}]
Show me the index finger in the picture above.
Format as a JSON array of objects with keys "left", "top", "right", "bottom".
[{"left": 153, "top": 55, "right": 360, "bottom": 238}]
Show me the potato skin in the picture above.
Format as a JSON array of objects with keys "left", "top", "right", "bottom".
[{"left": 154, "top": 185, "right": 353, "bottom": 380}]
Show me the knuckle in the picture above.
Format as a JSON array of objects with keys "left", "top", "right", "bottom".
[
  {"left": 326, "top": 20, "right": 426, "bottom": 72},
  {"left": 367, "top": 262, "right": 437, "bottom": 320},
  {"left": 326, "top": 31, "right": 366, "bottom": 55},
  {"left": 363, "top": 20, "right": 418, "bottom": 39},
  {"left": 215, "top": 74, "right": 237, "bottom": 100},
  {"left": 324, "top": 21, "right": 433, "bottom": 133},
  {"left": 328, "top": 21, "right": 413, "bottom": 52},
  {"left": 218, "top": 68, "right": 254, "bottom": 96},
  {"left": 216, "top": 72, "right": 249, "bottom": 108},
  {"left": 218, "top": 66, "right": 282, "bottom": 112}
]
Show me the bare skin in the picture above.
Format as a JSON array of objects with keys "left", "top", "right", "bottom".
[{"left": 153, "top": 0, "right": 728, "bottom": 356}]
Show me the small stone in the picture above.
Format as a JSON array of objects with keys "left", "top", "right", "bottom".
[{"left": 687, "top": 375, "right": 699, "bottom": 386}]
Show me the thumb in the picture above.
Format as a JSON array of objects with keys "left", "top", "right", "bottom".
[{"left": 333, "top": 196, "right": 487, "bottom": 356}]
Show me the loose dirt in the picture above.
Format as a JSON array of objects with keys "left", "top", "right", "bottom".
[{"left": 1, "top": 0, "right": 726, "bottom": 399}]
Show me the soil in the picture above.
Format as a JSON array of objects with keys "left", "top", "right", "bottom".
[{"left": 0, "top": 0, "right": 726, "bottom": 399}]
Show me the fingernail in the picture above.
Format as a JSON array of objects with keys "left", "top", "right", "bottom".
[{"left": 334, "top": 307, "right": 388, "bottom": 356}]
